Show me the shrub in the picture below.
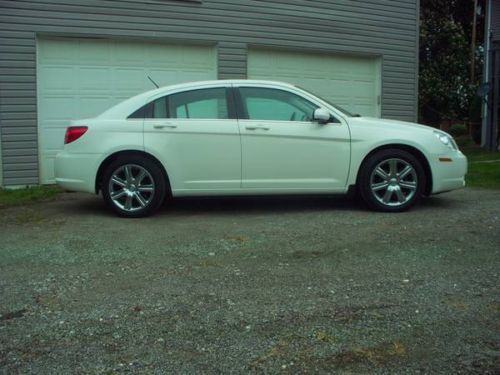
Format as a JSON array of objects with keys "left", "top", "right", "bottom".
[{"left": 449, "top": 123, "right": 467, "bottom": 137}]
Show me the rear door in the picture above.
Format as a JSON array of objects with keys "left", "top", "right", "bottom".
[{"left": 143, "top": 85, "right": 241, "bottom": 193}]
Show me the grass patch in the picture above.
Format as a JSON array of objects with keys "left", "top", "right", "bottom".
[
  {"left": 0, "top": 185, "right": 63, "bottom": 208},
  {"left": 466, "top": 161, "right": 500, "bottom": 189},
  {"left": 458, "top": 140, "right": 500, "bottom": 190}
]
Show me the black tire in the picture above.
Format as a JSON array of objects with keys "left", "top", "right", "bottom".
[
  {"left": 102, "top": 156, "right": 167, "bottom": 218},
  {"left": 358, "top": 149, "right": 426, "bottom": 212}
]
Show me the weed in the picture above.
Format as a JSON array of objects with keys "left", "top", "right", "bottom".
[{"left": 0, "top": 185, "right": 63, "bottom": 208}]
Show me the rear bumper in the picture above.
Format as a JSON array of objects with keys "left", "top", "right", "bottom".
[
  {"left": 430, "top": 151, "right": 467, "bottom": 194},
  {"left": 54, "top": 151, "right": 102, "bottom": 193}
]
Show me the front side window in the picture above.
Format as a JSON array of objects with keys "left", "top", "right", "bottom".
[
  {"left": 128, "top": 87, "right": 229, "bottom": 120},
  {"left": 239, "top": 87, "right": 318, "bottom": 122}
]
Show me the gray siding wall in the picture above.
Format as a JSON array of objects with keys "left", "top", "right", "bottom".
[{"left": 0, "top": 0, "right": 419, "bottom": 186}]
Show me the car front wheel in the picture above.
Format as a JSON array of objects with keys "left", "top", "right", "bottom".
[
  {"left": 102, "top": 156, "right": 166, "bottom": 217},
  {"left": 359, "top": 149, "right": 425, "bottom": 212}
]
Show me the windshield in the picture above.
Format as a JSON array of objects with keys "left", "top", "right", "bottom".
[{"left": 296, "top": 86, "right": 356, "bottom": 117}]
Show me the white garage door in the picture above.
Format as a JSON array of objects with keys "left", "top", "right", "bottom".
[
  {"left": 248, "top": 49, "right": 381, "bottom": 118},
  {"left": 37, "top": 38, "right": 217, "bottom": 183}
]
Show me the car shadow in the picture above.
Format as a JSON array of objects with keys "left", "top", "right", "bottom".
[
  {"left": 63, "top": 193, "right": 366, "bottom": 217},
  {"left": 160, "top": 195, "right": 365, "bottom": 216},
  {"left": 56, "top": 193, "right": 115, "bottom": 217},
  {"left": 59, "top": 192, "right": 460, "bottom": 218}
]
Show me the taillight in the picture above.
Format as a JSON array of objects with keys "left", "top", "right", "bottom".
[{"left": 64, "top": 126, "right": 88, "bottom": 144}]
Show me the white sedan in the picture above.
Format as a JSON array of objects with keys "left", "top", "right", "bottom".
[{"left": 55, "top": 80, "right": 467, "bottom": 217}]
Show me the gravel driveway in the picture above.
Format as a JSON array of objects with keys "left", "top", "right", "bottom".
[{"left": 1, "top": 189, "right": 499, "bottom": 374}]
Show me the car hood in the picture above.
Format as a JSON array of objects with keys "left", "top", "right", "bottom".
[{"left": 347, "top": 116, "right": 439, "bottom": 134}]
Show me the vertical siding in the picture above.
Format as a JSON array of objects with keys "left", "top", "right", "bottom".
[
  {"left": 491, "top": 0, "right": 500, "bottom": 41},
  {"left": 0, "top": 0, "right": 418, "bottom": 186},
  {"left": 0, "top": 28, "right": 39, "bottom": 185}
]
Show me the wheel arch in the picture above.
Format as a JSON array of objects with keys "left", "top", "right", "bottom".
[
  {"left": 95, "top": 150, "right": 171, "bottom": 195},
  {"left": 355, "top": 144, "right": 433, "bottom": 196}
]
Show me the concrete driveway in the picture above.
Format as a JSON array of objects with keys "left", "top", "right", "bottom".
[{"left": 1, "top": 189, "right": 499, "bottom": 373}]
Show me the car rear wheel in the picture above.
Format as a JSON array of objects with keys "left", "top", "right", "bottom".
[
  {"left": 359, "top": 149, "right": 425, "bottom": 212},
  {"left": 102, "top": 156, "right": 166, "bottom": 217}
]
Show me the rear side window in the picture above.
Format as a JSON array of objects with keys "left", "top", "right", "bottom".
[
  {"left": 128, "top": 106, "right": 146, "bottom": 119},
  {"left": 153, "top": 97, "right": 167, "bottom": 118},
  {"left": 128, "top": 88, "right": 229, "bottom": 120},
  {"left": 169, "top": 88, "right": 228, "bottom": 119},
  {"left": 128, "top": 102, "right": 153, "bottom": 119}
]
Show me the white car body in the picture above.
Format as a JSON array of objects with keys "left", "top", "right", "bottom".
[{"left": 55, "top": 80, "right": 467, "bottom": 216}]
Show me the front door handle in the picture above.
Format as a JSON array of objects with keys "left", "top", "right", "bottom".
[
  {"left": 153, "top": 123, "right": 177, "bottom": 129},
  {"left": 245, "top": 125, "right": 270, "bottom": 131}
]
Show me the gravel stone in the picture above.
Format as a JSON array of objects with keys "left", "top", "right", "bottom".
[{"left": 0, "top": 189, "right": 499, "bottom": 373}]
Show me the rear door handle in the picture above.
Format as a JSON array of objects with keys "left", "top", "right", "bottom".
[{"left": 245, "top": 125, "right": 270, "bottom": 131}]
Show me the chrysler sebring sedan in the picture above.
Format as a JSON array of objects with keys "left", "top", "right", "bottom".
[{"left": 55, "top": 80, "right": 467, "bottom": 217}]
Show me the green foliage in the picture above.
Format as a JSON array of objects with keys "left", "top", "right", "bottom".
[
  {"left": 0, "top": 185, "right": 63, "bottom": 208},
  {"left": 449, "top": 123, "right": 467, "bottom": 137},
  {"left": 419, "top": 0, "right": 484, "bottom": 126}
]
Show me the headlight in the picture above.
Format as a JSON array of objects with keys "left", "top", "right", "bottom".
[{"left": 434, "top": 131, "right": 457, "bottom": 151}]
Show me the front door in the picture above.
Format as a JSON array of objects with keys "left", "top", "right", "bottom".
[{"left": 236, "top": 86, "right": 350, "bottom": 191}]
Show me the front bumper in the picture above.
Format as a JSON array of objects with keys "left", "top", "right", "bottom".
[
  {"left": 54, "top": 151, "right": 102, "bottom": 193},
  {"left": 430, "top": 151, "right": 467, "bottom": 194}
]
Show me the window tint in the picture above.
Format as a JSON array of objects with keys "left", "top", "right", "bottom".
[
  {"left": 153, "top": 97, "right": 167, "bottom": 118},
  {"left": 128, "top": 106, "right": 145, "bottom": 119},
  {"left": 169, "top": 88, "right": 228, "bottom": 119},
  {"left": 239, "top": 87, "right": 318, "bottom": 122},
  {"left": 129, "top": 88, "right": 229, "bottom": 120},
  {"left": 127, "top": 101, "right": 155, "bottom": 119}
]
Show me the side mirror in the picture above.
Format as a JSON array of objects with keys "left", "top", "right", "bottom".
[{"left": 313, "top": 108, "right": 331, "bottom": 124}]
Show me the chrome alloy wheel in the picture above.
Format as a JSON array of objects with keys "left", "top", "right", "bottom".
[
  {"left": 108, "top": 164, "right": 155, "bottom": 212},
  {"left": 369, "top": 158, "right": 418, "bottom": 207}
]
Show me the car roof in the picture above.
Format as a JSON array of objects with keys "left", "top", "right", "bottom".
[
  {"left": 155, "top": 79, "right": 296, "bottom": 90},
  {"left": 97, "top": 80, "right": 298, "bottom": 119},
  {"left": 142, "top": 79, "right": 298, "bottom": 99}
]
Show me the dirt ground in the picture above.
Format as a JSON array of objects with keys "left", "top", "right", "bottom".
[{"left": 0, "top": 189, "right": 499, "bottom": 374}]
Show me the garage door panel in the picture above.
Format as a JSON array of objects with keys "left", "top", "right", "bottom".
[
  {"left": 79, "top": 97, "right": 119, "bottom": 119},
  {"left": 79, "top": 68, "right": 112, "bottom": 91},
  {"left": 76, "top": 40, "right": 112, "bottom": 65},
  {"left": 39, "top": 97, "right": 75, "bottom": 121},
  {"left": 38, "top": 40, "right": 76, "bottom": 64},
  {"left": 179, "top": 47, "right": 215, "bottom": 66},
  {"left": 38, "top": 37, "right": 217, "bottom": 183},
  {"left": 248, "top": 49, "right": 381, "bottom": 118},
  {"left": 148, "top": 68, "right": 213, "bottom": 87},
  {"left": 349, "top": 81, "right": 376, "bottom": 93},
  {"left": 354, "top": 104, "right": 376, "bottom": 116},
  {"left": 39, "top": 127, "right": 65, "bottom": 153},
  {"left": 112, "top": 44, "right": 148, "bottom": 66},
  {"left": 39, "top": 66, "right": 76, "bottom": 90},
  {"left": 113, "top": 68, "right": 148, "bottom": 91},
  {"left": 148, "top": 49, "right": 182, "bottom": 68}
]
